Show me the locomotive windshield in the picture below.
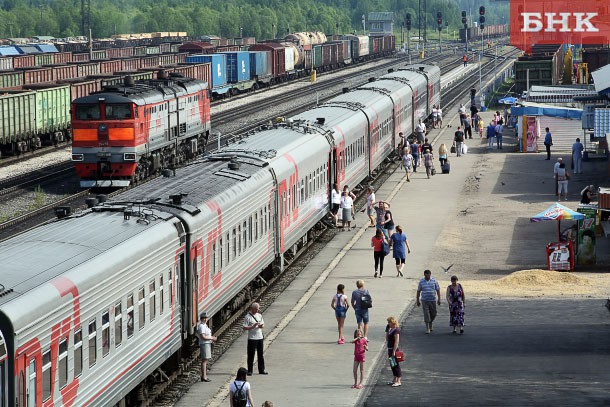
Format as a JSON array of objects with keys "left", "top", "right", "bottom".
[
  {"left": 75, "top": 104, "right": 101, "bottom": 120},
  {"left": 105, "top": 104, "right": 132, "bottom": 119}
]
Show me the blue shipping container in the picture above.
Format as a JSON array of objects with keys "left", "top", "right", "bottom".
[
  {"left": 221, "top": 51, "right": 250, "bottom": 83},
  {"left": 15, "top": 45, "right": 41, "bottom": 54},
  {"left": 33, "top": 44, "right": 59, "bottom": 53},
  {"left": 186, "top": 54, "right": 226, "bottom": 88},
  {"left": 249, "top": 51, "right": 272, "bottom": 79},
  {"left": 0, "top": 46, "right": 20, "bottom": 56}
]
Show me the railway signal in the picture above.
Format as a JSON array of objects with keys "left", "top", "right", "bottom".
[
  {"left": 406, "top": 13, "right": 412, "bottom": 62},
  {"left": 406, "top": 13, "right": 412, "bottom": 31},
  {"left": 479, "top": 6, "right": 485, "bottom": 30},
  {"left": 437, "top": 12, "right": 443, "bottom": 32},
  {"left": 462, "top": 11, "right": 467, "bottom": 28}
]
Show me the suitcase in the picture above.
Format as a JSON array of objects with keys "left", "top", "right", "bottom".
[{"left": 442, "top": 161, "right": 450, "bottom": 174}]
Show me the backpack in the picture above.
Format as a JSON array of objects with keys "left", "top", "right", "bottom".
[
  {"left": 361, "top": 291, "right": 373, "bottom": 309},
  {"left": 232, "top": 381, "right": 247, "bottom": 407},
  {"left": 382, "top": 241, "right": 390, "bottom": 256}
]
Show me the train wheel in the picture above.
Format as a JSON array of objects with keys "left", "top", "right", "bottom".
[{"left": 253, "top": 82, "right": 260, "bottom": 91}]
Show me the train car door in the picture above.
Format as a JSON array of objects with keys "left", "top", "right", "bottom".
[{"left": 0, "top": 334, "right": 6, "bottom": 407}]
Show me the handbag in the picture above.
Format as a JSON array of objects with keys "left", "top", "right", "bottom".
[
  {"left": 395, "top": 350, "right": 405, "bottom": 362},
  {"left": 450, "top": 145, "right": 456, "bottom": 154},
  {"left": 431, "top": 166, "right": 436, "bottom": 176},
  {"left": 382, "top": 241, "right": 390, "bottom": 256}
]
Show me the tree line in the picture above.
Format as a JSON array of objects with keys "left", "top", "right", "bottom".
[{"left": 0, "top": 0, "right": 507, "bottom": 40}]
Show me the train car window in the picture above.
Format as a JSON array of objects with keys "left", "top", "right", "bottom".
[
  {"left": 27, "top": 359, "right": 35, "bottom": 407},
  {"left": 149, "top": 281, "right": 156, "bottom": 322},
  {"left": 159, "top": 276, "right": 164, "bottom": 315},
  {"left": 248, "top": 217, "right": 252, "bottom": 247},
  {"left": 211, "top": 244, "right": 216, "bottom": 275},
  {"left": 267, "top": 204, "right": 272, "bottom": 231},
  {"left": 58, "top": 339, "right": 68, "bottom": 389},
  {"left": 225, "top": 232, "right": 230, "bottom": 265},
  {"left": 127, "top": 295, "right": 134, "bottom": 338},
  {"left": 105, "top": 104, "right": 132, "bottom": 119},
  {"left": 254, "top": 213, "right": 259, "bottom": 241},
  {"left": 74, "top": 330, "right": 83, "bottom": 377},
  {"left": 138, "top": 288, "right": 146, "bottom": 330},
  {"left": 243, "top": 221, "right": 247, "bottom": 250},
  {"left": 88, "top": 320, "right": 97, "bottom": 367},
  {"left": 102, "top": 311, "right": 110, "bottom": 357},
  {"left": 115, "top": 303, "right": 123, "bottom": 347},
  {"left": 75, "top": 104, "right": 100, "bottom": 120},
  {"left": 169, "top": 269, "right": 174, "bottom": 307},
  {"left": 42, "top": 349, "right": 51, "bottom": 401},
  {"left": 232, "top": 228, "right": 237, "bottom": 260},
  {"left": 219, "top": 237, "right": 223, "bottom": 269},
  {"left": 237, "top": 225, "right": 242, "bottom": 256},
  {"left": 260, "top": 209, "right": 264, "bottom": 235}
]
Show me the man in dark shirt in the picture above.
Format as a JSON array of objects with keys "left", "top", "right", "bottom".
[
  {"left": 422, "top": 137, "right": 433, "bottom": 155},
  {"left": 454, "top": 127, "right": 464, "bottom": 157},
  {"left": 463, "top": 116, "right": 473, "bottom": 139},
  {"left": 469, "top": 104, "right": 478, "bottom": 128},
  {"left": 410, "top": 140, "right": 420, "bottom": 172}
]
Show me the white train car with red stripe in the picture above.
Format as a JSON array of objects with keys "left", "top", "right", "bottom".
[{"left": 0, "top": 64, "right": 440, "bottom": 406}]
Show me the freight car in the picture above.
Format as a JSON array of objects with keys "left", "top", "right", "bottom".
[
  {"left": 71, "top": 73, "right": 211, "bottom": 187},
  {"left": 514, "top": 44, "right": 568, "bottom": 93},
  {"left": 0, "top": 63, "right": 440, "bottom": 407},
  {"left": 0, "top": 84, "right": 71, "bottom": 156},
  {"left": 459, "top": 23, "right": 506, "bottom": 42}
]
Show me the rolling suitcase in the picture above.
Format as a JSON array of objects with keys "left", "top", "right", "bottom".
[{"left": 442, "top": 161, "right": 450, "bottom": 174}]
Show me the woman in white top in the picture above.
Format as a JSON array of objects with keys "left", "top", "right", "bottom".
[
  {"left": 330, "top": 183, "right": 341, "bottom": 227},
  {"left": 340, "top": 191, "right": 354, "bottom": 231},
  {"left": 432, "top": 106, "right": 438, "bottom": 128},
  {"left": 365, "top": 187, "right": 376, "bottom": 227},
  {"left": 229, "top": 367, "right": 254, "bottom": 407}
]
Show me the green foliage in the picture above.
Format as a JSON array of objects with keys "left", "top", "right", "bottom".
[{"left": 0, "top": 0, "right": 507, "bottom": 39}]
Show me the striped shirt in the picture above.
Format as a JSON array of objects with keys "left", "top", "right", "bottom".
[{"left": 418, "top": 277, "right": 440, "bottom": 301}]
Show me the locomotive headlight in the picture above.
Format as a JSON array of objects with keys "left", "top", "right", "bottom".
[
  {"left": 98, "top": 124, "right": 108, "bottom": 132},
  {"left": 124, "top": 153, "right": 136, "bottom": 161},
  {"left": 71, "top": 154, "right": 84, "bottom": 161}
]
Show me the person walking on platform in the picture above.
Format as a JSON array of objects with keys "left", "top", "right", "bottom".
[
  {"left": 556, "top": 161, "right": 569, "bottom": 201},
  {"left": 572, "top": 137, "right": 584, "bottom": 174},
  {"left": 243, "top": 303, "right": 268, "bottom": 375},
  {"left": 330, "top": 183, "right": 341, "bottom": 227},
  {"left": 197, "top": 312, "right": 216, "bottom": 382},
  {"left": 437, "top": 105, "right": 443, "bottom": 127},
  {"left": 415, "top": 119, "right": 426, "bottom": 143},
  {"left": 469, "top": 105, "right": 478, "bottom": 128},
  {"left": 432, "top": 106, "right": 439, "bottom": 128},
  {"left": 463, "top": 54, "right": 468, "bottom": 67},
  {"left": 351, "top": 328, "right": 368, "bottom": 389},
  {"left": 401, "top": 148, "right": 413, "bottom": 182},
  {"left": 385, "top": 316, "right": 402, "bottom": 387},
  {"left": 544, "top": 127, "right": 553, "bottom": 160},
  {"left": 446, "top": 275, "right": 466, "bottom": 334},
  {"left": 374, "top": 201, "right": 388, "bottom": 236},
  {"left": 495, "top": 121, "right": 503, "bottom": 149},
  {"left": 458, "top": 104, "right": 466, "bottom": 124},
  {"left": 351, "top": 280, "right": 371, "bottom": 340},
  {"left": 411, "top": 140, "right": 420, "bottom": 172},
  {"left": 389, "top": 225, "right": 411, "bottom": 277},
  {"left": 554, "top": 158, "right": 563, "bottom": 197},
  {"left": 371, "top": 229, "right": 389, "bottom": 278},
  {"left": 416, "top": 270, "right": 441, "bottom": 334},
  {"left": 486, "top": 122, "right": 495, "bottom": 149},
  {"left": 340, "top": 190, "right": 354, "bottom": 231},
  {"left": 331, "top": 284, "right": 350, "bottom": 344},
  {"left": 463, "top": 116, "right": 473, "bottom": 139},
  {"left": 422, "top": 137, "right": 433, "bottom": 154},
  {"left": 423, "top": 148, "right": 434, "bottom": 179},
  {"left": 454, "top": 126, "right": 464, "bottom": 157},
  {"left": 477, "top": 114, "right": 484, "bottom": 138},
  {"left": 383, "top": 207, "right": 395, "bottom": 238},
  {"left": 229, "top": 367, "right": 255, "bottom": 407},
  {"left": 438, "top": 143, "right": 448, "bottom": 167},
  {"left": 365, "top": 187, "right": 376, "bottom": 227}
]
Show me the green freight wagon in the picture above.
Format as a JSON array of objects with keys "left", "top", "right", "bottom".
[
  {"left": 0, "top": 71, "right": 23, "bottom": 89},
  {"left": 34, "top": 53, "right": 54, "bottom": 67},
  {"left": 31, "top": 84, "right": 71, "bottom": 140},
  {"left": 0, "top": 91, "right": 36, "bottom": 156}
]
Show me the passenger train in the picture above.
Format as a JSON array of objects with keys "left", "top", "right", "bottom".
[{"left": 0, "top": 63, "right": 440, "bottom": 406}]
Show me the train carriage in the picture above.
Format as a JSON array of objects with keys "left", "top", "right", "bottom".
[
  {"left": 383, "top": 69, "right": 429, "bottom": 128},
  {"left": 0, "top": 208, "right": 185, "bottom": 407},
  {"left": 400, "top": 65, "right": 441, "bottom": 121}
]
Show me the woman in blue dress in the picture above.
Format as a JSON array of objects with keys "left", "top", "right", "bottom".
[
  {"left": 446, "top": 275, "right": 465, "bottom": 334},
  {"left": 389, "top": 225, "right": 411, "bottom": 277}
]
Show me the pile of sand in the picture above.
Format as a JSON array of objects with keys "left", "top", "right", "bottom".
[{"left": 445, "top": 269, "right": 610, "bottom": 298}]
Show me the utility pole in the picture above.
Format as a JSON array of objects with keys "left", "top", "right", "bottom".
[
  {"left": 479, "top": 6, "right": 486, "bottom": 109},
  {"left": 462, "top": 11, "right": 468, "bottom": 54},
  {"left": 361, "top": 14, "right": 366, "bottom": 35},
  {"left": 436, "top": 12, "right": 442, "bottom": 53},
  {"left": 406, "top": 13, "right": 412, "bottom": 63}
]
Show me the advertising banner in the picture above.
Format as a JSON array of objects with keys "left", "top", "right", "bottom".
[
  {"left": 524, "top": 115, "right": 539, "bottom": 152},
  {"left": 510, "top": 0, "right": 610, "bottom": 53}
]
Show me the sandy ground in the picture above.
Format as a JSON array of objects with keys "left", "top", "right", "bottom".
[{"left": 426, "top": 126, "right": 610, "bottom": 301}]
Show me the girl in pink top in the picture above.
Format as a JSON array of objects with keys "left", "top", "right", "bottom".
[{"left": 351, "top": 328, "right": 368, "bottom": 389}]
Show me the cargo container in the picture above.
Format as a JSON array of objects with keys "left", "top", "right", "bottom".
[
  {"left": 13, "top": 55, "right": 36, "bottom": 69},
  {"left": 221, "top": 51, "right": 251, "bottom": 83},
  {"left": 0, "top": 91, "right": 36, "bottom": 146},
  {"left": 119, "top": 57, "right": 142, "bottom": 72},
  {"left": 33, "top": 44, "right": 59, "bottom": 53},
  {"left": 49, "top": 65, "right": 78, "bottom": 82},
  {"left": 71, "top": 53, "right": 90, "bottom": 63},
  {"left": 34, "top": 53, "right": 55, "bottom": 67},
  {"left": 249, "top": 43, "right": 286, "bottom": 82},
  {"left": 249, "top": 51, "right": 273, "bottom": 84},
  {"left": 0, "top": 57, "right": 13, "bottom": 71},
  {"left": 185, "top": 54, "right": 229, "bottom": 95},
  {"left": 53, "top": 52, "right": 72, "bottom": 64},
  {"left": 91, "top": 50, "right": 107, "bottom": 60},
  {"left": 0, "top": 46, "right": 20, "bottom": 56},
  {"left": 24, "top": 84, "right": 71, "bottom": 134},
  {"left": 75, "top": 62, "right": 101, "bottom": 77},
  {"left": 0, "top": 71, "right": 23, "bottom": 89},
  {"left": 99, "top": 59, "right": 123, "bottom": 74},
  {"left": 21, "top": 67, "right": 53, "bottom": 85},
  {"left": 140, "top": 55, "right": 161, "bottom": 68},
  {"left": 15, "top": 45, "right": 41, "bottom": 55}
]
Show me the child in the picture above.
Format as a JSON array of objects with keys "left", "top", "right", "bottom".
[{"left": 351, "top": 328, "right": 368, "bottom": 389}]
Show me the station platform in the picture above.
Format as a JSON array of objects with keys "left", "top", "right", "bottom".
[{"left": 176, "top": 88, "right": 610, "bottom": 407}]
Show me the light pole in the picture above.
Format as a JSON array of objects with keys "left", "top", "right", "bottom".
[
  {"left": 239, "top": 27, "right": 243, "bottom": 38},
  {"left": 361, "top": 14, "right": 366, "bottom": 35},
  {"left": 272, "top": 23, "right": 275, "bottom": 39}
]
